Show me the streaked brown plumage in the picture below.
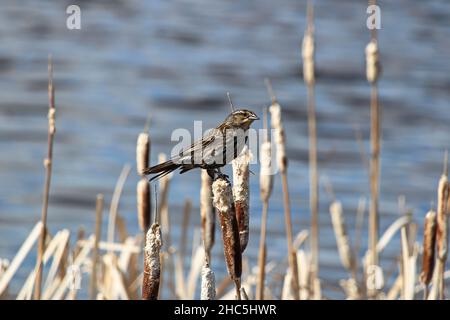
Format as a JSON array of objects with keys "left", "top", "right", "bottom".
[{"left": 143, "top": 109, "right": 259, "bottom": 181}]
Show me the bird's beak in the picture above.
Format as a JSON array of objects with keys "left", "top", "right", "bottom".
[{"left": 249, "top": 114, "right": 259, "bottom": 120}]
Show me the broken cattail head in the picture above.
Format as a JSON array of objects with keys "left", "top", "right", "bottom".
[
  {"left": 436, "top": 173, "right": 449, "bottom": 260},
  {"left": 302, "top": 29, "right": 315, "bottom": 85},
  {"left": 330, "top": 201, "right": 355, "bottom": 272},
  {"left": 260, "top": 140, "right": 273, "bottom": 202},
  {"left": 142, "top": 223, "right": 162, "bottom": 300},
  {"left": 232, "top": 145, "right": 251, "bottom": 253}
]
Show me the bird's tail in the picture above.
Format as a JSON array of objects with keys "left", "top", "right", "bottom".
[{"left": 143, "top": 160, "right": 179, "bottom": 181}]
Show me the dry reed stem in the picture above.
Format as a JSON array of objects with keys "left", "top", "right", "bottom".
[
  {"left": 0, "top": 222, "right": 43, "bottom": 296},
  {"left": 201, "top": 264, "right": 216, "bottom": 300},
  {"left": 240, "top": 287, "right": 249, "bottom": 300},
  {"left": 256, "top": 109, "right": 273, "bottom": 300},
  {"left": 89, "top": 194, "right": 104, "bottom": 299},
  {"left": 303, "top": 1, "right": 319, "bottom": 283},
  {"left": 142, "top": 223, "right": 162, "bottom": 300},
  {"left": 268, "top": 92, "right": 300, "bottom": 300},
  {"left": 137, "top": 178, "right": 151, "bottom": 233},
  {"left": 212, "top": 177, "right": 242, "bottom": 300},
  {"left": 232, "top": 145, "right": 251, "bottom": 253},
  {"left": 329, "top": 201, "right": 356, "bottom": 274},
  {"left": 200, "top": 169, "right": 216, "bottom": 263},
  {"left": 136, "top": 132, "right": 150, "bottom": 176},
  {"left": 435, "top": 156, "right": 449, "bottom": 299},
  {"left": 420, "top": 210, "right": 437, "bottom": 287},
  {"left": 34, "top": 56, "right": 56, "bottom": 300},
  {"left": 107, "top": 164, "right": 131, "bottom": 247},
  {"left": 179, "top": 199, "right": 192, "bottom": 269}
]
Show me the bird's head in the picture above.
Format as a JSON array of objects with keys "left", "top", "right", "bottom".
[{"left": 225, "top": 109, "right": 259, "bottom": 129}]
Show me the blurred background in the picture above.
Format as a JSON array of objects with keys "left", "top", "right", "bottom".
[{"left": 0, "top": 0, "right": 449, "bottom": 298}]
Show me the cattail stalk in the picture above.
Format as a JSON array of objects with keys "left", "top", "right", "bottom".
[
  {"left": 257, "top": 108, "right": 273, "bottom": 300},
  {"left": 179, "top": 199, "right": 192, "bottom": 270},
  {"left": 34, "top": 56, "right": 56, "bottom": 300},
  {"left": 89, "top": 194, "right": 104, "bottom": 300},
  {"left": 136, "top": 123, "right": 151, "bottom": 233},
  {"left": 303, "top": 1, "right": 319, "bottom": 284},
  {"left": 366, "top": 1, "right": 382, "bottom": 297},
  {"left": 267, "top": 81, "right": 300, "bottom": 299},
  {"left": 200, "top": 170, "right": 215, "bottom": 263},
  {"left": 212, "top": 177, "right": 242, "bottom": 300},
  {"left": 435, "top": 153, "right": 449, "bottom": 299},
  {"left": 420, "top": 210, "right": 437, "bottom": 297},
  {"left": 232, "top": 145, "right": 251, "bottom": 253},
  {"left": 200, "top": 264, "right": 216, "bottom": 300},
  {"left": 142, "top": 223, "right": 163, "bottom": 300}
]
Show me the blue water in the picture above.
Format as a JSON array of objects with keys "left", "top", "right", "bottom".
[{"left": 0, "top": 0, "right": 449, "bottom": 299}]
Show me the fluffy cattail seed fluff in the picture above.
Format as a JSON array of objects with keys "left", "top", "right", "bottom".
[
  {"left": 232, "top": 145, "right": 251, "bottom": 253},
  {"left": 365, "top": 40, "right": 381, "bottom": 84},
  {"left": 136, "top": 132, "right": 150, "bottom": 176},
  {"left": 200, "top": 264, "right": 216, "bottom": 300},
  {"left": 212, "top": 177, "right": 242, "bottom": 281},
  {"left": 142, "top": 223, "right": 162, "bottom": 300},
  {"left": 436, "top": 174, "right": 449, "bottom": 260},
  {"left": 420, "top": 210, "right": 437, "bottom": 285}
]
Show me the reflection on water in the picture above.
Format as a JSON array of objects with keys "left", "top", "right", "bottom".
[{"left": 0, "top": 0, "right": 449, "bottom": 298}]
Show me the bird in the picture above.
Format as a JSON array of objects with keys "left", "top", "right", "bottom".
[{"left": 143, "top": 109, "right": 259, "bottom": 181}]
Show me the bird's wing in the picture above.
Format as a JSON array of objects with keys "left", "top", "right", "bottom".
[{"left": 175, "top": 128, "right": 219, "bottom": 164}]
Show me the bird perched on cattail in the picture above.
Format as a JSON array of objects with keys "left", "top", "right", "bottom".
[{"left": 143, "top": 107, "right": 259, "bottom": 181}]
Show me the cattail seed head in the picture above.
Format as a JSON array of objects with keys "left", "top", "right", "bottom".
[
  {"left": 200, "top": 264, "right": 216, "bottom": 300},
  {"left": 137, "top": 178, "right": 151, "bottom": 233},
  {"left": 330, "top": 201, "right": 355, "bottom": 272},
  {"left": 136, "top": 132, "right": 150, "bottom": 176},
  {"left": 420, "top": 210, "right": 437, "bottom": 285},
  {"left": 436, "top": 174, "right": 449, "bottom": 260},
  {"left": 260, "top": 141, "right": 273, "bottom": 202},
  {"left": 269, "top": 103, "right": 287, "bottom": 173},
  {"left": 365, "top": 40, "right": 381, "bottom": 84},
  {"left": 232, "top": 146, "right": 251, "bottom": 253},
  {"left": 302, "top": 31, "right": 315, "bottom": 85},
  {"left": 212, "top": 177, "right": 242, "bottom": 281},
  {"left": 142, "top": 223, "right": 162, "bottom": 300}
]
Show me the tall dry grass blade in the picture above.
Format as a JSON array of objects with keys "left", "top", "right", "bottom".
[
  {"left": 89, "top": 194, "right": 104, "bottom": 300},
  {"left": 200, "top": 170, "right": 216, "bottom": 263},
  {"left": 201, "top": 264, "right": 216, "bottom": 300},
  {"left": 420, "top": 210, "right": 437, "bottom": 293},
  {"left": 232, "top": 145, "right": 251, "bottom": 253},
  {"left": 212, "top": 177, "right": 242, "bottom": 300},
  {"left": 303, "top": 1, "right": 319, "bottom": 283},
  {"left": 107, "top": 164, "right": 131, "bottom": 248},
  {"left": 0, "top": 222, "right": 43, "bottom": 296},
  {"left": 142, "top": 223, "right": 162, "bottom": 300},
  {"left": 34, "top": 56, "right": 56, "bottom": 300},
  {"left": 268, "top": 87, "right": 300, "bottom": 299}
]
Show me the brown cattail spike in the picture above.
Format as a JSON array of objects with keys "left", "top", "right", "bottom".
[
  {"left": 212, "top": 177, "right": 242, "bottom": 299},
  {"left": 420, "top": 210, "right": 437, "bottom": 286},
  {"left": 137, "top": 178, "right": 151, "bottom": 233},
  {"left": 136, "top": 132, "right": 150, "bottom": 176}
]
